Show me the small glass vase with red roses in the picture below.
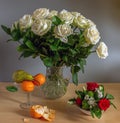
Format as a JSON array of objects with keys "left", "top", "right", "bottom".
[{"left": 68, "top": 82, "right": 116, "bottom": 119}]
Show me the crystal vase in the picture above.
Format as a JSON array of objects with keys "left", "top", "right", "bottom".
[{"left": 41, "top": 66, "right": 69, "bottom": 99}]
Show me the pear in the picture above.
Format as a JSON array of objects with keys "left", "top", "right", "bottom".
[{"left": 12, "top": 70, "right": 33, "bottom": 83}]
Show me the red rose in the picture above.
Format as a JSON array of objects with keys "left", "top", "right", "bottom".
[
  {"left": 98, "top": 98, "right": 110, "bottom": 111},
  {"left": 76, "top": 97, "right": 82, "bottom": 106},
  {"left": 87, "top": 82, "right": 99, "bottom": 91}
]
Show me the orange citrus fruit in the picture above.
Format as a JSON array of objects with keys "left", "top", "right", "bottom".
[
  {"left": 30, "top": 105, "right": 55, "bottom": 121},
  {"left": 30, "top": 105, "right": 44, "bottom": 119},
  {"left": 21, "top": 80, "right": 35, "bottom": 92},
  {"left": 33, "top": 73, "right": 46, "bottom": 86}
]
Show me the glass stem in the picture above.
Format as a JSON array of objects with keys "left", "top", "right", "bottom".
[{"left": 27, "top": 92, "right": 31, "bottom": 106}]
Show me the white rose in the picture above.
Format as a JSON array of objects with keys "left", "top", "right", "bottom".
[
  {"left": 73, "top": 15, "right": 88, "bottom": 29},
  {"left": 84, "top": 25, "right": 100, "bottom": 45},
  {"left": 47, "top": 10, "right": 58, "bottom": 19},
  {"left": 71, "top": 12, "right": 81, "bottom": 18},
  {"left": 19, "top": 15, "right": 33, "bottom": 30},
  {"left": 96, "top": 42, "right": 108, "bottom": 59},
  {"left": 32, "top": 8, "right": 49, "bottom": 19},
  {"left": 31, "top": 19, "right": 52, "bottom": 36},
  {"left": 54, "top": 24, "right": 73, "bottom": 43},
  {"left": 59, "top": 9, "right": 74, "bottom": 24},
  {"left": 87, "top": 19, "right": 95, "bottom": 27}
]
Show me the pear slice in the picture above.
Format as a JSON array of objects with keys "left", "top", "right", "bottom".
[{"left": 12, "top": 70, "right": 33, "bottom": 83}]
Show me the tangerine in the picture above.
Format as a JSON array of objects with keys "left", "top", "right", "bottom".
[
  {"left": 33, "top": 73, "right": 46, "bottom": 86},
  {"left": 21, "top": 80, "right": 35, "bottom": 92},
  {"left": 30, "top": 105, "right": 44, "bottom": 119}
]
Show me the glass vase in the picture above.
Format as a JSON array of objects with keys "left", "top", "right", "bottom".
[{"left": 41, "top": 66, "right": 69, "bottom": 99}]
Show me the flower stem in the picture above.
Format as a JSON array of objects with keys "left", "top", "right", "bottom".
[{"left": 90, "top": 50, "right": 96, "bottom": 53}]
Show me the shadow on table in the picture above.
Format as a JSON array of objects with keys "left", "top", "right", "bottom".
[{"left": 39, "top": 100, "right": 96, "bottom": 122}]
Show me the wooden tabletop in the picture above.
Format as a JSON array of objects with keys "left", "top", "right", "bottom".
[{"left": 0, "top": 82, "right": 120, "bottom": 123}]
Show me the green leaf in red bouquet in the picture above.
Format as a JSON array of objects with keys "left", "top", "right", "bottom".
[{"left": 105, "top": 93, "right": 114, "bottom": 100}]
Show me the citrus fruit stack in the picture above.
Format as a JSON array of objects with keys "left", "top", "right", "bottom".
[{"left": 12, "top": 70, "right": 46, "bottom": 92}]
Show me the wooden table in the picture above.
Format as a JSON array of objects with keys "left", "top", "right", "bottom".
[{"left": 0, "top": 82, "right": 120, "bottom": 123}]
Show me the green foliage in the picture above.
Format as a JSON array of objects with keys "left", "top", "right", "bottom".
[
  {"left": 52, "top": 16, "right": 63, "bottom": 25},
  {"left": 1, "top": 15, "right": 96, "bottom": 85},
  {"left": 1, "top": 25, "right": 11, "bottom": 35},
  {"left": 91, "top": 106, "right": 102, "bottom": 119},
  {"left": 82, "top": 100, "right": 89, "bottom": 109},
  {"left": 75, "top": 90, "right": 85, "bottom": 99}
]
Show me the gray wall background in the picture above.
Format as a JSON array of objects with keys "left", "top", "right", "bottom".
[{"left": 0, "top": 0, "right": 120, "bottom": 82}]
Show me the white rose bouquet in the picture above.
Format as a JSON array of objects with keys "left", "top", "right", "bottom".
[{"left": 1, "top": 8, "right": 108, "bottom": 85}]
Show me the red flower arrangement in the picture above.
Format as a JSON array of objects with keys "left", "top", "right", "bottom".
[
  {"left": 68, "top": 82, "right": 116, "bottom": 119},
  {"left": 87, "top": 82, "right": 99, "bottom": 91}
]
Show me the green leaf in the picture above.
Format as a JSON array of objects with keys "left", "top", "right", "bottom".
[
  {"left": 71, "top": 65, "right": 79, "bottom": 85},
  {"left": 72, "top": 73, "right": 77, "bottom": 84},
  {"left": 110, "top": 102, "right": 117, "bottom": 109},
  {"left": 25, "top": 40, "right": 37, "bottom": 51},
  {"left": 93, "top": 107, "right": 102, "bottom": 119},
  {"left": 48, "top": 39, "right": 54, "bottom": 43},
  {"left": 95, "top": 110, "right": 102, "bottom": 119},
  {"left": 53, "top": 52, "right": 60, "bottom": 61},
  {"left": 17, "top": 44, "right": 28, "bottom": 52},
  {"left": 11, "top": 29, "right": 21, "bottom": 41},
  {"left": 74, "top": 66, "right": 81, "bottom": 73},
  {"left": 68, "top": 98, "right": 76, "bottom": 104},
  {"left": 52, "top": 16, "right": 62, "bottom": 25},
  {"left": 79, "top": 59, "right": 86, "bottom": 73},
  {"left": 50, "top": 45, "right": 58, "bottom": 51},
  {"left": 6, "top": 86, "right": 18, "bottom": 92},
  {"left": 62, "top": 56, "right": 68, "bottom": 62},
  {"left": 82, "top": 100, "right": 89, "bottom": 110},
  {"left": 94, "top": 91, "right": 100, "bottom": 100},
  {"left": 43, "top": 57, "right": 53, "bottom": 67},
  {"left": 72, "top": 72, "right": 78, "bottom": 85},
  {"left": 1, "top": 25, "right": 11, "bottom": 35},
  {"left": 90, "top": 109, "right": 95, "bottom": 118},
  {"left": 75, "top": 90, "right": 84, "bottom": 99},
  {"left": 106, "top": 93, "right": 114, "bottom": 100},
  {"left": 70, "top": 49, "right": 77, "bottom": 54},
  {"left": 19, "top": 51, "right": 34, "bottom": 58}
]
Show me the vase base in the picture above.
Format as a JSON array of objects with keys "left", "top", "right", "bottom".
[
  {"left": 41, "top": 94, "right": 65, "bottom": 100},
  {"left": 40, "top": 85, "right": 67, "bottom": 99}
]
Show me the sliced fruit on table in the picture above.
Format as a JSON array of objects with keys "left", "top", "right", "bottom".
[
  {"left": 30, "top": 105, "right": 55, "bottom": 121},
  {"left": 30, "top": 105, "right": 44, "bottom": 118},
  {"left": 42, "top": 106, "right": 55, "bottom": 122}
]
